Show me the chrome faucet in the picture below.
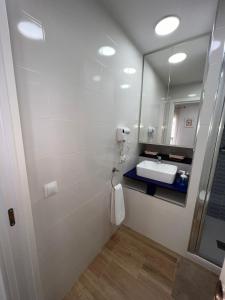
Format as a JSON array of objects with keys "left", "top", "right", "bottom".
[{"left": 157, "top": 156, "right": 162, "bottom": 163}]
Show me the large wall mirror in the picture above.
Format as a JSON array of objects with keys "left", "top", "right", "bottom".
[{"left": 139, "top": 35, "right": 210, "bottom": 148}]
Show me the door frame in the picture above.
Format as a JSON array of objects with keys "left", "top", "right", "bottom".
[
  {"left": 0, "top": 0, "right": 42, "bottom": 299},
  {"left": 165, "top": 98, "right": 200, "bottom": 146}
]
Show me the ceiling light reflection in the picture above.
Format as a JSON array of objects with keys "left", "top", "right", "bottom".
[
  {"left": 98, "top": 46, "right": 116, "bottom": 56},
  {"left": 168, "top": 52, "right": 187, "bottom": 64},
  {"left": 211, "top": 41, "right": 221, "bottom": 52},
  {"left": 17, "top": 20, "right": 45, "bottom": 40},
  {"left": 120, "top": 84, "right": 131, "bottom": 89}
]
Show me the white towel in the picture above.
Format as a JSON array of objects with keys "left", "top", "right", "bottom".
[{"left": 111, "top": 183, "right": 125, "bottom": 226}]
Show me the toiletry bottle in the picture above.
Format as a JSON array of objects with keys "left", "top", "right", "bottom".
[{"left": 176, "top": 170, "right": 185, "bottom": 185}]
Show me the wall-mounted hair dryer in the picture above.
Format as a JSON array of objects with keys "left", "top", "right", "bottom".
[
  {"left": 116, "top": 127, "right": 130, "bottom": 142},
  {"left": 148, "top": 126, "right": 155, "bottom": 136}
]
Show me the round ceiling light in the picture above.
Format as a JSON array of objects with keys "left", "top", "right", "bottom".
[
  {"left": 168, "top": 52, "right": 187, "bottom": 64},
  {"left": 17, "top": 21, "right": 45, "bottom": 40},
  {"left": 123, "top": 67, "right": 136, "bottom": 74},
  {"left": 155, "top": 16, "right": 180, "bottom": 36},
  {"left": 98, "top": 46, "right": 116, "bottom": 56}
]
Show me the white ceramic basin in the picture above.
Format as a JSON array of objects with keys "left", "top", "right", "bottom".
[{"left": 136, "top": 160, "right": 178, "bottom": 184}]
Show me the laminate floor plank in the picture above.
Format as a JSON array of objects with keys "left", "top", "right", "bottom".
[{"left": 64, "top": 225, "right": 217, "bottom": 300}]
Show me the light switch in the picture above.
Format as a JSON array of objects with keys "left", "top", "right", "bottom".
[{"left": 44, "top": 181, "right": 58, "bottom": 198}]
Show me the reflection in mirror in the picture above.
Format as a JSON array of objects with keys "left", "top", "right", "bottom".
[
  {"left": 139, "top": 35, "right": 210, "bottom": 148},
  {"left": 170, "top": 102, "right": 200, "bottom": 147}
]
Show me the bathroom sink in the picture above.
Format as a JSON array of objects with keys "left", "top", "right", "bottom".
[{"left": 136, "top": 160, "right": 178, "bottom": 184}]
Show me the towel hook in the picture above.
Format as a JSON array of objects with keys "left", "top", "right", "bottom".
[{"left": 111, "top": 168, "right": 119, "bottom": 189}]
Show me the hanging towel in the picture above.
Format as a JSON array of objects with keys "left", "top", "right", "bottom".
[{"left": 111, "top": 183, "right": 125, "bottom": 226}]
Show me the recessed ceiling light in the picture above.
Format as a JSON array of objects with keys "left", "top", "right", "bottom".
[
  {"left": 168, "top": 52, "right": 187, "bottom": 64},
  {"left": 120, "top": 84, "right": 131, "bottom": 89},
  {"left": 17, "top": 21, "right": 45, "bottom": 40},
  {"left": 123, "top": 67, "right": 136, "bottom": 74},
  {"left": 155, "top": 16, "right": 180, "bottom": 36},
  {"left": 98, "top": 46, "right": 116, "bottom": 56},
  {"left": 188, "top": 93, "right": 197, "bottom": 97}
]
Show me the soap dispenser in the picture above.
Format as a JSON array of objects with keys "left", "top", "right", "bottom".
[{"left": 180, "top": 171, "right": 188, "bottom": 188}]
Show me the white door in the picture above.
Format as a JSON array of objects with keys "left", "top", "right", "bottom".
[{"left": 0, "top": 0, "right": 43, "bottom": 299}]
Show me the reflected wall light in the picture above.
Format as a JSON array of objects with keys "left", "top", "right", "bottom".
[
  {"left": 123, "top": 67, "right": 136, "bottom": 74},
  {"left": 211, "top": 41, "right": 221, "bottom": 52},
  {"left": 92, "top": 75, "right": 101, "bottom": 82},
  {"left": 120, "top": 84, "right": 131, "bottom": 89},
  {"left": 98, "top": 46, "right": 116, "bottom": 56}
]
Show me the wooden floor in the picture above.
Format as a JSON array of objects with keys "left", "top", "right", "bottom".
[{"left": 64, "top": 226, "right": 181, "bottom": 300}]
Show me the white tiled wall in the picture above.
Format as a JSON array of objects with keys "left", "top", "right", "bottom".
[{"left": 6, "top": 0, "right": 142, "bottom": 299}]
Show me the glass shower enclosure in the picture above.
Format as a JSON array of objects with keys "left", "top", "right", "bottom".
[
  {"left": 189, "top": 38, "right": 225, "bottom": 267},
  {"left": 198, "top": 126, "right": 225, "bottom": 266}
]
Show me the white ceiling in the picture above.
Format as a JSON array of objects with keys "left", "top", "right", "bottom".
[
  {"left": 147, "top": 35, "right": 210, "bottom": 86},
  {"left": 98, "top": 0, "right": 218, "bottom": 53}
]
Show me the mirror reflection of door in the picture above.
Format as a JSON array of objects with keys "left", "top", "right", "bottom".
[{"left": 170, "top": 102, "right": 200, "bottom": 147}]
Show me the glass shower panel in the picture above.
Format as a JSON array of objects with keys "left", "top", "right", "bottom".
[{"left": 198, "top": 126, "right": 225, "bottom": 266}]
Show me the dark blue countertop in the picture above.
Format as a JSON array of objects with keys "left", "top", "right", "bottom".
[{"left": 124, "top": 168, "right": 188, "bottom": 194}]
